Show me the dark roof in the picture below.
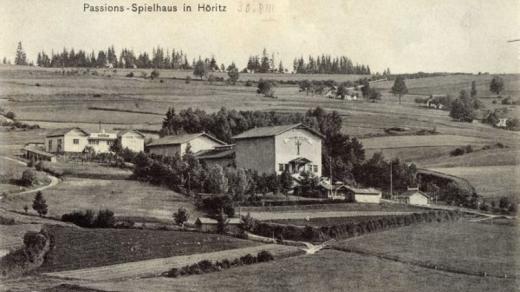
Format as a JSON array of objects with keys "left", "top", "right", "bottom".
[
  {"left": 146, "top": 133, "right": 226, "bottom": 147},
  {"left": 397, "top": 190, "right": 430, "bottom": 199},
  {"left": 232, "top": 123, "right": 324, "bottom": 140},
  {"left": 195, "top": 148, "right": 235, "bottom": 160},
  {"left": 46, "top": 127, "right": 89, "bottom": 138},
  {"left": 23, "top": 146, "right": 55, "bottom": 158}
]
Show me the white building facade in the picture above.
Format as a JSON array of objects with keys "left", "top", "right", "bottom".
[
  {"left": 233, "top": 124, "right": 323, "bottom": 176},
  {"left": 45, "top": 128, "right": 89, "bottom": 153}
]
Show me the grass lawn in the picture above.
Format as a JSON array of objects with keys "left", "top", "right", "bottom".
[
  {"left": 241, "top": 202, "right": 423, "bottom": 213},
  {"left": 429, "top": 165, "right": 520, "bottom": 199},
  {"left": 360, "top": 134, "right": 491, "bottom": 150},
  {"left": 419, "top": 148, "right": 520, "bottom": 168},
  {"left": 267, "top": 214, "right": 419, "bottom": 228},
  {"left": 3, "top": 177, "right": 201, "bottom": 221},
  {"left": 331, "top": 220, "right": 519, "bottom": 277},
  {"left": 37, "top": 225, "right": 258, "bottom": 273},
  {"left": 81, "top": 249, "right": 517, "bottom": 292},
  {"left": 39, "top": 161, "right": 132, "bottom": 180}
]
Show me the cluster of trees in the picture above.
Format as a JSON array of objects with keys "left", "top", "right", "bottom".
[
  {"left": 133, "top": 149, "right": 294, "bottom": 204},
  {"left": 61, "top": 209, "right": 115, "bottom": 228},
  {"left": 352, "top": 153, "right": 418, "bottom": 193},
  {"left": 36, "top": 45, "right": 193, "bottom": 69},
  {"left": 165, "top": 250, "right": 274, "bottom": 278},
  {"left": 449, "top": 90, "right": 482, "bottom": 122},
  {"left": 292, "top": 55, "right": 371, "bottom": 74},
  {"left": 245, "top": 49, "right": 285, "bottom": 73}
]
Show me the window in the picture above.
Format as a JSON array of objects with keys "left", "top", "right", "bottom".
[
  {"left": 278, "top": 164, "right": 284, "bottom": 171},
  {"left": 57, "top": 138, "right": 62, "bottom": 145},
  {"left": 313, "top": 165, "right": 318, "bottom": 173},
  {"left": 73, "top": 139, "right": 79, "bottom": 144},
  {"left": 48, "top": 140, "right": 52, "bottom": 149},
  {"left": 89, "top": 140, "right": 99, "bottom": 145}
]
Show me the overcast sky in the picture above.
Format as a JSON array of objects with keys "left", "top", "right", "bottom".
[{"left": 1, "top": 0, "right": 519, "bottom": 73}]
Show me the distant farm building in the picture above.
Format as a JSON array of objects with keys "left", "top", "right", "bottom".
[
  {"left": 396, "top": 188, "right": 430, "bottom": 206},
  {"left": 424, "top": 95, "right": 447, "bottom": 109},
  {"left": 146, "top": 133, "right": 227, "bottom": 157},
  {"left": 232, "top": 123, "right": 323, "bottom": 177},
  {"left": 496, "top": 118, "right": 508, "bottom": 128},
  {"left": 341, "top": 186, "right": 382, "bottom": 203},
  {"left": 45, "top": 128, "right": 89, "bottom": 153}
]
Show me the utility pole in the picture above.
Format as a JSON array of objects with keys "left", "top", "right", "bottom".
[
  {"left": 390, "top": 162, "right": 393, "bottom": 200},
  {"left": 329, "top": 156, "right": 333, "bottom": 198}
]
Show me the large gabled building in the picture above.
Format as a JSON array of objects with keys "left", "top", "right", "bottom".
[{"left": 232, "top": 123, "right": 324, "bottom": 177}]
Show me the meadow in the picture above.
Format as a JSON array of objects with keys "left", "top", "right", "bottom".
[
  {"left": 372, "top": 73, "right": 520, "bottom": 98},
  {"left": 3, "top": 177, "right": 202, "bottom": 221},
  {"left": 37, "top": 225, "right": 258, "bottom": 273},
  {"left": 80, "top": 249, "right": 517, "bottom": 292},
  {"left": 331, "top": 220, "right": 519, "bottom": 277},
  {"left": 429, "top": 165, "right": 520, "bottom": 199}
]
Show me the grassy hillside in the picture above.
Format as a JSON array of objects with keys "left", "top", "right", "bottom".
[
  {"left": 331, "top": 220, "right": 519, "bottom": 277},
  {"left": 3, "top": 177, "right": 202, "bottom": 221}
]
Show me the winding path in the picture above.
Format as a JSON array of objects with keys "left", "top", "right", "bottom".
[{"left": 0, "top": 156, "right": 60, "bottom": 195}]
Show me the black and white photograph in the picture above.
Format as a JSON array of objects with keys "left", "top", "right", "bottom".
[{"left": 0, "top": 1, "right": 518, "bottom": 291}]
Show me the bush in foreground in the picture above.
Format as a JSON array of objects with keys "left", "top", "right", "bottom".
[
  {"left": 164, "top": 250, "right": 274, "bottom": 278},
  {"left": 62, "top": 209, "right": 115, "bottom": 228}
]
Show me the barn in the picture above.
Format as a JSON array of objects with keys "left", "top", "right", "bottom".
[
  {"left": 341, "top": 186, "right": 382, "bottom": 203},
  {"left": 232, "top": 123, "right": 323, "bottom": 177},
  {"left": 397, "top": 189, "right": 430, "bottom": 206}
]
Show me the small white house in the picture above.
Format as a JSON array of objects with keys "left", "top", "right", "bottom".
[
  {"left": 118, "top": 129, "right": 145, "bottom": 152},
  {"left": 45, "top": 128, "right": 89, "bottom": 153},
  {"left": 397, "top": 189, "right": 430, "bottom": 206}
]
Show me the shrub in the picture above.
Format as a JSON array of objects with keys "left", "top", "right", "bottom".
[
  {"left": 150, "top": 69, "right": 160, "bottom": 79},
  {"left": 126, "top": 72, "right": 134, "bottom": 77},
  {"left": 62, "top": 209, "right": 114, "bottom": 228},
  {"left": 5, "top": 111, "right": 16, "bottom": 120},
  {"left": 185, "top": 76, "right": 191, "bottom": 84},
  {"left": 240, "top": 254, "right": 257, "bottom": 265},
  {"left": 197, "top": 260, "right": 215, "bottom": 273},
  {"left": 188, "top": 263, "right": 202, "bottom": 274},
  {"left": 173, "top": 207, "right": 189, "bottom": 226},
  {"left": 165, "top": 268, "right": 180, "bottom": 277},
  {"left": 93, "top": 209, "right": 115, "bottom": 228},
  {"left": 21, "top": 169, "right": 36, "bottom": 186},
  {"left": 257, "top": 250, "right": 274, "bottom": 262},
  {"left": 450, "top": 148, "right": 465, "bottom": 156}
]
